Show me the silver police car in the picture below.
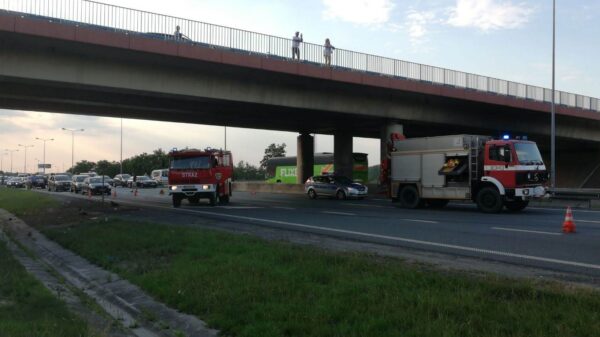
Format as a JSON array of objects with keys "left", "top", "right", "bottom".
[{"left": 305, "top": 175, "right": 368, "bottom": 200}]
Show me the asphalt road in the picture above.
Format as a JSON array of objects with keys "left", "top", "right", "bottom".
[{"left": 42, "top": 186, "right": 600, "bottom": 278}]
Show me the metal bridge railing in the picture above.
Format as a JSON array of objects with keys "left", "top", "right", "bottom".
[{"left": 1, "top": 0, "right": 599, "bottom": 113}]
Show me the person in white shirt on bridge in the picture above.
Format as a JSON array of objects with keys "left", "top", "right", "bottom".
[
  {"left": 323, "top": 38, "right": 335, "bottom": 66},
  {"left": 292, "top": 31, "right": 303, "bottom": 60},
  {"left": 174, "top": 25, "right": 183, "bottom": 40}
]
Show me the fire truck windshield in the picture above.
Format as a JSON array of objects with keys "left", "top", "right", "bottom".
[
  {"left": 514, "top": 143, "right": 544, "bottom": 165},
  {"left": 170, "top": 156, "right": 211, "bottom": 169}
]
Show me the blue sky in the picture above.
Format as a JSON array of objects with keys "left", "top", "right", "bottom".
[{"left": 1, "top": 0, "right": 598, "bottom": 173}]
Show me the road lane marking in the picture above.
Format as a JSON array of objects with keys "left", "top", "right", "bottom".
[
  {"left": 577, "top": 219, "right": 600, "bottom": 224},
  {"left": 37, "top": 192, "right": 600, "bottom": 271},
  {"left": 322, "top": 211, "right": 356, "bottom": 216},
  {"left": 345, "top": 203, "right": 384, "bottom": 208},
  {"left": 219, "top": 206, "right": 262, "bottom": 209},
  {"left": 273, "top": 206, "right": 296, "bottom": 210},
  {"left": 400, "top": 219, "right": 439, "bottom": 224},
  {"left": 492, "top": 227, "right": 561, "bottom": 236}
]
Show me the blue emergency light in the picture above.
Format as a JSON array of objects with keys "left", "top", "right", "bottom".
[{"left": 502, "top": 134, "right": 510, "bottom": 140}]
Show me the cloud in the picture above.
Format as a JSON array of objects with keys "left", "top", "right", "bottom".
[
  {"left": 322, "top": 0, "right": 394, "bottom": 25},
  {"left": 405, "top": 9, "right": 437, "bottom": 44},
  {"left": 447, "top": 0, "right": 533, "bottom": 31}
]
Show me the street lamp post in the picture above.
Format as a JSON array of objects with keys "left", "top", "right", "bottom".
[
  {"left": 62, "top": 128, "right": 84, "bottom": 172},
  {"left": 18, "top": 144, "right": 34, "bottom": 174},
  {"left": 35, "top": 137, "right": 54, "bottom": 174},
  {"left": 550, "top": 0, "right": 556, "bottom": 189},
  {"left": 5, "top": 149, "right": 18, "bottom": 174}
]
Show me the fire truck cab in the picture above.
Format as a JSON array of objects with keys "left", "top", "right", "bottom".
[
  {"left": 389, "top": 135, "right": 548, "bottom": 213},
  {"left": 168, "top": 148, "right": 233, "bottom": 207}
]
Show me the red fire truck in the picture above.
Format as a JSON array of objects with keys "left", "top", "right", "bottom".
[
  {"left": 387, "top": 134, "right": 548, "bottom": 213},
  {"left": 168, "top": 148, "right": 233, "bottom": 207}
]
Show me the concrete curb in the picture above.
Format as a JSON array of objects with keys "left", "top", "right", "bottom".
[{"left": 0, "top": 209, "right": 218, "bottom": 337}]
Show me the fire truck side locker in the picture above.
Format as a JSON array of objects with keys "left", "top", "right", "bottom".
[{"left": 390, "top": 135, "right": 491, "bottom": 201}]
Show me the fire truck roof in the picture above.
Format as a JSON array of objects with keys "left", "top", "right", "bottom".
[{"left": 169, "top": 148, "right": 231, "bottom": 157}]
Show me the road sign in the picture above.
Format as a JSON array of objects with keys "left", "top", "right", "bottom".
[{"left": 38, "top": 163, "right": 51, "bottom": 169}]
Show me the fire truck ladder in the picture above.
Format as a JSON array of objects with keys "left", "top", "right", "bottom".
[{"left": 469, "top": 137, "right": 481, "bottom": 182}]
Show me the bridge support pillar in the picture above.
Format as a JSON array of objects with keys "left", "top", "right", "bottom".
[
  {"left": 334, "top": 130, "right": 353, "bottom": 178},
  {"left": 380, "top": 123, "right": 404, "bottom": 184},
  {"left": 296, "top": 133, "right": 314, "bottom": 184}
]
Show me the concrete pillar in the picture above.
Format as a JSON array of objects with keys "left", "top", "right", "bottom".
[
  {"left": 334, "top": 130, "right": 353, "bottom": 178},
  {"left": 296, "top": 133, "right": 314, "bottom": 184},
  {"left": 380, "top": 123, "right": 404, "bottom": 166}
]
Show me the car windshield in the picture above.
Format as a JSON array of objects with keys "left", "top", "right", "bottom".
[
  {"left": 514, "top": 143, "right": 544, "bottom": 165},
  {"left": 55, "top": 175, "right": 70, "bottom": 181},
  {"left": 121, "top": 174, "right": 131, "bottom": 179},
  {"left": 171, "top": 156, "right": 211, "bottom": 169},
  {"left": 75, "top": 176, "right": 86, "bottom": 182},
  {"left": 138, "top": 176, "right": 149, "bottom": 181},
  {"left": 89, "top": 178, "right": 103, "bottom": 184},
  {"left": 333, "top": 176, "right": 354, "bottom": 185}
]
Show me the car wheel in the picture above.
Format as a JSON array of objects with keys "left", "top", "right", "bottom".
[
  {"left": 476, "top": 187, "right": 504, "bottom": 213},
  {"left": 336, "top": 190, "right": 346, "bottom": 200},
  {"left": 399, "top": 185, "right": 422, "bottom": 209},
  {"left": 307, "top": 189, "right": 317, "bottom": 199}
]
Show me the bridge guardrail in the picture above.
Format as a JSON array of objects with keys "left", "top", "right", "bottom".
[{"left": 1, "top": 0, "right": 599, "bottom": 114}]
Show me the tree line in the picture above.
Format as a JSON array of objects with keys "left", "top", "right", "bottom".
[{"left": 67, "top": 143, "right": 287, "bottom": 181}]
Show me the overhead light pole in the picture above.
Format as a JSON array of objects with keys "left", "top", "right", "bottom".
[
  {"left": 550, "top": 0, "right": 556, "bottom": 189},
  {"left": 1, "top": 152, "right": 6, "bottom": 173},
  {"left": 5, "top": 149, "right": 18, "bottom": 174},
  {"left": 18, "top": 144, "right": 34, "bottom": 174},
  {"left": 62, "top": 128, "right": 84, "bottom": 172},
  {"left": 120, "top": 118, "right": 123, "bottom": 175},
  {"left": 35, "top": 137, "right": 54, "bottom": 174}
]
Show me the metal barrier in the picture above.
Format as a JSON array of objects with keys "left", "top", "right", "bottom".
[{"left": 0, "top": 0, "right": 599, "bottom": 113}]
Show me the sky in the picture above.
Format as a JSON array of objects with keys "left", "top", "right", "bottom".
[{"left": 1, "top": 0, "right": 598, "bottom": 174}]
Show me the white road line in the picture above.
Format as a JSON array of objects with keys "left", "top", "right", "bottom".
[
  {"left": 43, "top": 193, "right": 600, "bottom": 271},
  {"left": 321, "top": 211, "right": 356, "bottom": 216},
  {"left": 577, "top": 219, "right": 600, "bottom": 224},
  {"left": 399, "top": 219, "right": 439, "bottom": 224},
  {"left": 492, "top": 227, "right": 561, "bottom": 236},
  {"left": 219, "top": 206, "right": 262, "bottom": 210}
]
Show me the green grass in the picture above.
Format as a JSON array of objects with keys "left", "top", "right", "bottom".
[
  {"left": 0, "top": 241, "right": 89, "bottom": 337},
  {"left": 44, "top": 219, "right": 600, "bottom": 337},
  {"left": 0, "top": 188, "right": 58, "bottom": 216}
]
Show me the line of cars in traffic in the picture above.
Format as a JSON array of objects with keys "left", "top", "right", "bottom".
[{"left": 1, "top": 169, "right": 169, "bottom": 195}]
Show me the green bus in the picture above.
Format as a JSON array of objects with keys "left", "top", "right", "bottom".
[{"left": 265, "top": 152, "right": 368, "bottom": 184}]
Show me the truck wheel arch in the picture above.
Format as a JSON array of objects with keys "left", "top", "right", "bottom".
[{"left": 480, "top": 176, "right": 505, "bottom": 196}]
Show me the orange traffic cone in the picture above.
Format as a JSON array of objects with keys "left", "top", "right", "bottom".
[
  {"left": 134, "top": 188, "right": 138, "bottom": 197},
  {"left": 159, "top": 188, "right": 164, "bottom": 195},
  {"left": 562, "top": 206, "right": 576, "bottom": 233}
]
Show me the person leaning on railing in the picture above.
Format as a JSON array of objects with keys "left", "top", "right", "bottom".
[{"left": 324, "top": 38, "right": 335, "bottom": 66}]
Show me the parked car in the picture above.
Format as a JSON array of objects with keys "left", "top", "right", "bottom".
[
  {"left": 304, "top": 175, "right": 368, "bottom": 200},
  {"left": 112, "top": 174, "right": 131, "bottom": 187},
  {"left": 25, "top": 175, "right": 47, "bottom": 189},
  {"left": 97, "top": 175, "right": 114, "bottom": 186},
  {"left": 82, "top": 177, "right": 112, "bottom": 195},
  {"left": 47, "top": 174, "right": 72, "bottom": 192},
  {"left": 6, "top": 177, "right": 25, "bottom": 188},
  {"left": 151, "top": 169, "right": 169, "bottom": 185},
  {"left": 128, "top": 175, "right": 158, "bottom": 188},
  {"left": 71, "top": 175, "right": 88, "bottom": 193}
]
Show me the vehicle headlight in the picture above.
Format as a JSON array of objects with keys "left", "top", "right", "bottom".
[
  {"left": 202, "top": 185, "right": 210, "bottom": 190},
  {"left": 170, "top": 185, "right": 178, "bottom": 191}
]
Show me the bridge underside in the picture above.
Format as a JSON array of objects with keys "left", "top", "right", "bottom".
[{"left": 0, "top": 29, "right": 599, "bottom": 186}]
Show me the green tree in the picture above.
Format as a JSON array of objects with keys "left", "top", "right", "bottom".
[
  {"left": 260, "top": 143, "right": 286, "bottom": 169},
  {"left": 95, "top": 160, "right": 120, "bottom": 178},
  {"left": 68, "top": 160, "right": 95, "bottom": 174},
  {"left": 234, "top": 161, "right": 265, "bottom": 181}
]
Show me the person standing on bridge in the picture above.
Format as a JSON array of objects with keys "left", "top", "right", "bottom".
[
  {"left": 174, "top": 25, "right": 183, "bottom": 41},
  {"left": 323, "top": 38, "right": 335, "bottom": 66},
  {"left": 292, "top": 31, "right": 303, "bottom": 60}
]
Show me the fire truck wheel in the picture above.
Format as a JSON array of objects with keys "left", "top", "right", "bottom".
[
  {"left": 399, "top": 185, "right": 421, "bottom": 209},
  {"left": 476, "top": 187, "right": 503, "bottom": 213},
  {"left": 220, "top": 195, "right": 230, "bottom": 204},
  {"left": 209, "top": 193, "right": 217, "bottom": 206},
  {"left": 172, "top": 195, "right": 183, "bottom": 208},
  {"left": 505, "top": 199, "right": 529, "bottom": 212}
]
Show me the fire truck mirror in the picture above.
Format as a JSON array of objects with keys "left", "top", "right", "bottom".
[{"left": 503, "top": 145, "right": 511, "bottom": 163}]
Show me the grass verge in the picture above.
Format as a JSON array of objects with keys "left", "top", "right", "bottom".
[
  {"left": 0, "top": 187, "right": 58, "bottom": 216},
  {"left": 0, "top": 240, "right": 89, "bottom": 337},
  {"left": 44, "top": 219, "right": 600, "bottom": 337}
]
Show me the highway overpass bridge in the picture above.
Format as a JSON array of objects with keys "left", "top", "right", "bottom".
[{"left": 0, "top": 1, "right": 599, "bottom": 187}]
